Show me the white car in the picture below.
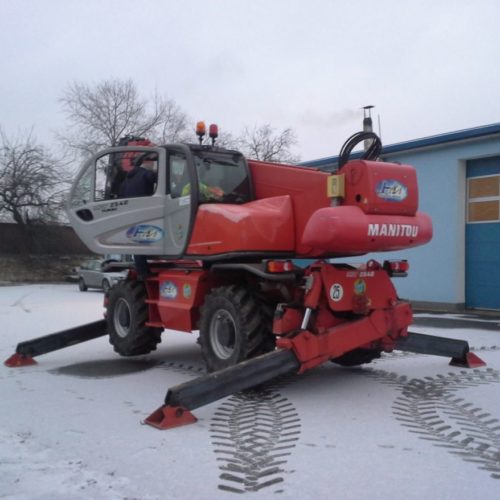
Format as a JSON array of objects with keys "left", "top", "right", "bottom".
[{"left": 77, "top": 259, "right": 129, "bottom": 293}]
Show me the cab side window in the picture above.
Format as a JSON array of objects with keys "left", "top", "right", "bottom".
[
  {"left": 94, "top": 151, "right": 158, "bottom": 201},
  {"left": 169, "top": 154, "right": 188, "bottom": 198}
]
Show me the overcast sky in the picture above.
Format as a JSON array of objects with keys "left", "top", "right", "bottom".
[{"left": 2, "top": 0, "right": 500, "bottom": 161}]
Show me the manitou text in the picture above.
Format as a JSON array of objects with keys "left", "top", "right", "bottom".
[{"left": 367, "top": 223, "right": 419, "bottom": 238}]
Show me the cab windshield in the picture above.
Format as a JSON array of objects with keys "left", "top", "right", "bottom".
[{"left": 193, "top": 152, "right": 251, "bottom": 204}]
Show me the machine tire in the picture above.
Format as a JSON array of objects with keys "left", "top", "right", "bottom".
[
  {"left": 101, "top": 279, "right": 111, "bottom": 294},
  {"left": 107, "top": 280, "right": 162, "bottom": 356},
  {"left": 199, "top": 285, "right": 275, "bottom": 372},
  {"left": 78, "top": 278, "right": 87, "bottom": 292},
  {"left": 331, "top": 348, "right": 382, "bottom": 367}
]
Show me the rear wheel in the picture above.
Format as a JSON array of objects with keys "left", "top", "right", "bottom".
[
  {"left": 331, "top": 348, "right": 381, "bottom": 366},
  {"left": 78, "top": 278, "right": 87, "bottom": 292},
  {"left": 199, "top": 285, "right": 275, "bottom": 372},
  {"left": 107, "top": 280, "right": 162, "bottom": 356}
]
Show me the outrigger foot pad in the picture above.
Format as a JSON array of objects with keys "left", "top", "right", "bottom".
[
  {"left": 449, "top": 351, "right": 486, "bottom": 368},
  {"left": 143, "top": 405, "right": 197, "bottom": 430},
  {"left": 4, "top": 353, "right": 37, "bottom": 367}
]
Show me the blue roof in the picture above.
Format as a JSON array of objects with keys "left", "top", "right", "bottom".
[{"left": 301, "top": 122, "right": 500, "bottom": 168}]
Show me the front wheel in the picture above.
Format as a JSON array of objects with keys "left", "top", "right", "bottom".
[
  {"left": 198, "top": 285, "right": 275, "bottom": 372},
  {"left": 107, "top": 280, "right": 162, "bottom": 356},
  {"left": 78, "top": 278, "right": 87, "bottom": 292}
]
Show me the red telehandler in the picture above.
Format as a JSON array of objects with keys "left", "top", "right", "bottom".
[{"left": 5, "top": 123, "right": 485, "bottom": 429}]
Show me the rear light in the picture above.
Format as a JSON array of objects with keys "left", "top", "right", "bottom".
[
  {"left": 266, "top": 260, "right": 294, "bottom": 273},
  {"left": 383, "top": 260, "right": 409, "bottom": 276}
]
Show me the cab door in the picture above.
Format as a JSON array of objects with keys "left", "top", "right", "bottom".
[
  {"left": 67, "top": 145, "right": 194, "bottom": 258},
  {"left": 163, "top": 145, "right": 198, "bottom": 256}
]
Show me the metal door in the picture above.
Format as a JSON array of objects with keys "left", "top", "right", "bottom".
[{"left": 465, "top": 156, "right": 500, "bottom": 309}]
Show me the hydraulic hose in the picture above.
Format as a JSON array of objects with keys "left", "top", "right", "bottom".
[{"left": 338, "top": 131, "right": 382, "bottom": 169}]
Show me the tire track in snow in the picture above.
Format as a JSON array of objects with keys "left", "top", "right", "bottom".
[
  {"left": 365, "top": 367, "right": 500, "bottom": 479},
  {"left": 210, "top": 386, "right": 300, "bottom": 494},
  {"left": 158, "top": 362, "right": 302, "bottom": 494}
]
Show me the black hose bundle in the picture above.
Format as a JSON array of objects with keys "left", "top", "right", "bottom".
[{"left": 338, "top": 131, "right": 382, "bottom": 169}]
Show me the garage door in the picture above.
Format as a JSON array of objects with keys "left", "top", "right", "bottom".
[{"left": 466, "top": 157, "right": 500, "bottom": 310}]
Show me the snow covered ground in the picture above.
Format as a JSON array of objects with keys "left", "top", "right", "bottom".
[{"left": 1, "top": 284, "right": 500, "bottom": 500}]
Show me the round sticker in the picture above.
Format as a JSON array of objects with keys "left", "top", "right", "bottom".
[
  {"left": 330, "top": 283, "right": 344, "bottom": 302},
  {"left": 354, "top": 279, "right": 366, "bottom": 295},
  {"left": 160, "top": 281, "right": 178, "bottom": 300}
]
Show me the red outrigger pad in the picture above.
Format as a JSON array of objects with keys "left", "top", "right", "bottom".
[
  {"left": 449, "top": 351, "right": 486, "bottom": 368},
  {"left": 143, "top": 405, "right": 197, "bottom": 430},
  {"left": 4, "top": 353, "right": 37, "bottom": 367}
]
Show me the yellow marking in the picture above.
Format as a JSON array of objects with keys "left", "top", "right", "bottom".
[{"left": 327, "top": 174, "right": 345, "bottom": 198}]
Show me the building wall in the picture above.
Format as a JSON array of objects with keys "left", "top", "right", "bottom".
[{"left": 378, "top": 136, "right": 500, "bottom": 307}]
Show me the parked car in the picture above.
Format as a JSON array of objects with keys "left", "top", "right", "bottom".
[{"left": 77, "top": 259, "right": 129, "bottom": 293}]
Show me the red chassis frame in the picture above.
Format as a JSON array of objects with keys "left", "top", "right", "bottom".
[{"left": 273, "top": 260, "right": 411, "bottom": 372}]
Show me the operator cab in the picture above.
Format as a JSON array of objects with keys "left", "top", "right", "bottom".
[{"left": 67, "top": 142, "right": 252, "bottom": 258}]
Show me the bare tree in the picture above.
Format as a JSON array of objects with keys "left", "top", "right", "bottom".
[
  {"left": 239, "top": 124, "right": 300, "bottom": 163},
  {"left": 156, "top": 98, "right": 191, "bottom": 144},
  {"left": 210, "top": 129, "right": 240, "bottom": 150},
  {"left": 59, "top": 79, "right": 190, "bottom": 155},
  {"left": 0, "top": 129, "right": 66, "bottom": 225}
]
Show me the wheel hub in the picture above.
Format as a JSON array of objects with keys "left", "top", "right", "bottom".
[
  {"left": 114, "top": 298, "right": 131, "bottom": 338},
  {"left": 210, "top": 310, "right": 236, "bottom": 359}
]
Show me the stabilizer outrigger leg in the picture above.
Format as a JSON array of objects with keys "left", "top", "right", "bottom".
[
  {"left": 395, "top": 331, "right": 486, "bottom": 368},
  {"left": 146, "top": 315, "right": 487, "bottom": 430},
  {"left": 4, "top": 320, "right": 108, "bottom": 367},
  {"left": 144, "top": 349, "right": 300, "bottom": 430}
]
